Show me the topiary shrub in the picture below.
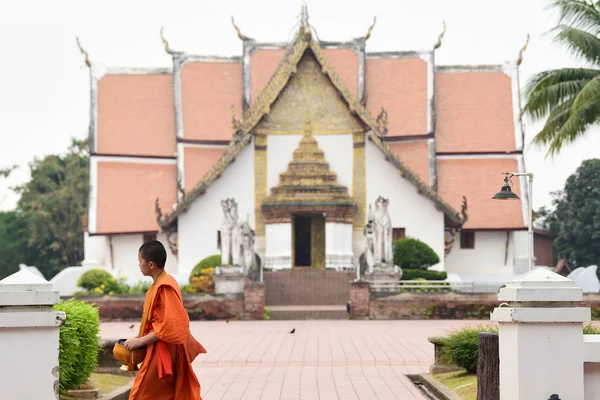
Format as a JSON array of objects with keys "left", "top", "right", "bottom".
[
  {"left": 53, "top": 299, "right": 100, "bottom": 394},
  {"left": 190, "top": 255, "right": 221, "bottom": 282},
  {"left": 77, "top": 269, "right": 121, "bottom": 294},
  {"left": 401, "top": 269, "right": 448, "bottom": 281},
  {"left": 393, "top": 237, "right": 440, "bottom": 270},
  {"left": 444, "top": 323, "right": 497, "bottom": 373}
]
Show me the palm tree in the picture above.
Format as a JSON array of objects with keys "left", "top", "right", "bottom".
[{"left": 523, "top": 0, "right": 600, "bottom": 157}]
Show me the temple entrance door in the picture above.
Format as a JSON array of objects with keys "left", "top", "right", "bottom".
[
  {"left": 293, "top": 216, "right": 312, "bottom": 267},
  {"left": 292, "top": 214, "right": 326, "bottom": 269}
]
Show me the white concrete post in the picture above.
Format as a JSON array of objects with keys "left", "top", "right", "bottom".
[
  {"left": 0, "top": 270, "right": 65, "bottom": 399},
  {"left": 491, "top": 267, "right": 590, "bottom": 399}
]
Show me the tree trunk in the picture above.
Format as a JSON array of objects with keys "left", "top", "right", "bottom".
[{"left": 477, "top": 332, "right": 499, "bottom": 400}]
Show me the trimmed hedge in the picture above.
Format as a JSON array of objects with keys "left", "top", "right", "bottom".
[
  {"left": 77, "top": 269, "right": 119, "bottom": 294},
  {"left": 393, "top": 237, "right": 440, "bottom": 270},
  {"left": 53, "top": 299, "right": 100, "bottom": 394},
  {"left": 401, "top": 268, "right": 447, "bottom": 281},
  {"left": 444, "top": 323, "right": 497, "bottom": 373},
  {"left": 190, "top": 255, "right": 221, "bottom": 282}
]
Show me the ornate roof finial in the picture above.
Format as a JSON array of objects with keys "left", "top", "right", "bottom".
[
  {"left": 231, "top": 16, "right": 253, "bottom": 41},
  {"left": 160, "top": 27, "right": 178, "bottom": 55},
  {"left": 376, "top": 107, "right": 389, "bottom": 136},
  {"left": 434, "top": 21, "right": 446, "bottom": 49},
  {"left": 460, "top": 195, "right": 468, "bottom": 221},
  {"left": 304, "top": 111, "right": 312, "bottom": 135},
  {"left": 301, "top": 3, "right": 309, "bottom": 27},
  {"left": 517, "top": 33, "right": 530, "bottom": 66},
  {"left": 76, "top": 37, "right": 91, "bottom": 68},
  {"left": 230, "top": 105, "right": 242, "bottom": 132},
  {"left": 364, "top": 16, "right": 377, "bottom": 41}
]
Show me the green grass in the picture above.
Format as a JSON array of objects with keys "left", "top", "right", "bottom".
[
  {"left": 433, "top": 371, "right": 477, "bottom": 400},
  {"left": 60, "top": 373, "right": 133, "bottom": 399}
]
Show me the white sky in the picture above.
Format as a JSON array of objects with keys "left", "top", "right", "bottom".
[{"left": 1, "top": 0, "right": 599, "bottom": 212}]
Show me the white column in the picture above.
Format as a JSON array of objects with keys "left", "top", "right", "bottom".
[
  {"left": 491, "top": 268, "right": 589, "bottom": 399},
  {"left": 81, "top": 232, "right": 107, "bottom": 269},
  {"left": 0, "top": 270, "right": 65, "bottom": 399}
]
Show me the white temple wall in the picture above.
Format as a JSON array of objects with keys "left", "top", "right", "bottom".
[
  {"left": 264, "top": 223, "right": 293, "bottom": 270},
  {"left": 325, "top": 222, "right": 354, "bottom": 270},
  {"left": 364, "top": 140, "right": 445, "bottom": 269},
  {"left": 445, "top": 231, "right": 515, "bottom": 275},
  {"left": 267, "top": 134, "right": 353, "bottom": 192},
  {"left": 110, "top": 234, "right": 145, "bottom": 281},
  {"left": 178, "top": 146, "right": 255, "bottom": 277}
]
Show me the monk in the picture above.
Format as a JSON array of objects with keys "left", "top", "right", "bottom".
[{"left": 123, "top": 240, "right": 207, "bottom": 400}]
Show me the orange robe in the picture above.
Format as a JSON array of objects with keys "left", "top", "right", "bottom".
[{"left": 129, "top": 273, "right": 207, "bottom": 400}]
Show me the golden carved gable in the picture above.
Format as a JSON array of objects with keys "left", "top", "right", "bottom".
[{"left": 254, "top": 51, "right": 365, "bottom": 136}]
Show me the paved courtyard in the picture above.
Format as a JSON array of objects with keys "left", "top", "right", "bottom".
[{"left": 101, "top": 320, "right": 472, "bottom": 399}]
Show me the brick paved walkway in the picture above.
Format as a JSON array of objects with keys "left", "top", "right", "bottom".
[{"left": 101, "top": 320, "right": 471, "bottom": 399}]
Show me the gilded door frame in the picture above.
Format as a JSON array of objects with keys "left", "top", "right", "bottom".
[{"left": 291, "top": 213, "right": 326, "bottom": 269}]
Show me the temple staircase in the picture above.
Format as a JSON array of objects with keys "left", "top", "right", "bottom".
[{"left": 263, "top": 270, "right": 353, "bottom": 320}]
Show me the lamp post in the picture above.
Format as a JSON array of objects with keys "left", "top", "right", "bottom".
[{"left": 492, "top": 172, "right": 534, "bottom": 272}]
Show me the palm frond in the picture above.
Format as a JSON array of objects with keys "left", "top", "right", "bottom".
[
  {"left": 553, "top": 24, "right": 600, "bottom": 65},
  {"left": 572, "top": 73, "right": 600, "bottom": 110},
  {"left": 522, "top": 68, "right": 600, "bottom": 120},
  {"left": 533, "top": 95, "right": 600, "bottom": 156},
  {"left": 551, "top": 0, "right": 600, "bottom": 34}
]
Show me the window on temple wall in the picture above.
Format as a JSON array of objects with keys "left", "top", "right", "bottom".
[
  {"left": 143, "top": 233, "right": 156, "bottom": 243},
  {"left": 392, "top": 228, "right": 406, "bottom": 241},
  {"left": 460, "top": 231, "right": 475, "bottom": 249}
]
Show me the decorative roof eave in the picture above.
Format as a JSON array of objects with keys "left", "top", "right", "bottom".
[
  {"left": 157, "top": 134, "right": 252, "bottom": 228},
  {"left": 158, "top": 25, "right": 466, "bottom": 229},
  {"left": 368, "top": 132, "right": 465, "bottom": 226}
]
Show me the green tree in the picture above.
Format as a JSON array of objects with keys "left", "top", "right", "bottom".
[
  {"left": 0, "top": 164, "right": 17, "bottom": 207},
  {"left": 522, "top": 0, "right": 600, "bottom": 156},
  {"left": 539, "top": 159, "right": 600, "bottom": 268},
  {"left": 0, "top": 211, "right": 34, "bottom": 280},
  {"left": 14, "top": 138, "right": 89, "bottom": 278}
]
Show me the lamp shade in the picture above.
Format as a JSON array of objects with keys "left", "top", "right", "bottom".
[{"left": 492, "top": 176, "right": 520, "bottom": 200}]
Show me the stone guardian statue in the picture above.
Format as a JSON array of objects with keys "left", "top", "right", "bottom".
[
  {"left": 373, "top": 196, "right": 393, "bottom": 268},
  {"left": 220, "top": 198, "right": 242, "bottom": 267}
]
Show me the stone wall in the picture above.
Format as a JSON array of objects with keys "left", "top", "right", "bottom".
[
  {"left": 350, "top": 281, "right": 370, "bottom": 319},
  {"left": 244, "top": 282, "right": 265, "bottom": 320},
  {"left": 264, "top": 270, "right": 353, "bottom": 305},
  {"left": 73, "top": 293, "right": 245, "bottom": 321},
  {"left": 360, "top": 291, "right": 600, "bottom": 320},
  {"left": 370, "top": 292, "right": 498, "bottom": 320}
]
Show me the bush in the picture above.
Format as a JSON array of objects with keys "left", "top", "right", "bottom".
[
  {"left": 393, "top": 237, "right": 440, "bottom": 270},
  {"left": 401, "top": 268, "right": 448, "bottom": 281},
  {"left": 77, "top": 269, "right": 150, "bottom": 295},
  {"left": 190, "top": 255, "right": 221, "bottom": 282},
  {"left": 77, "top": 269, "right": 121, "bottom": 294},
  {"left": 53, "top": 299, "right": 100, "bottom": 394},
  {"left": 186, "top": 267, "right": 215, "bottom": 294},
  {"left": 444, "top": 323, "right": 497, "bottom": 373}
]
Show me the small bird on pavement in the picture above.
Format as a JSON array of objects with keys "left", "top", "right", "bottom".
[
  {"left": 129, "top": 324, "right": 134, "bottom": 329},
  {"left": 289, "top": 328, "right": 295, "bottom": 334}
]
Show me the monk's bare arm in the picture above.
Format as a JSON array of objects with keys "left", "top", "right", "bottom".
[
  {"left": 123, "top": 332, "right": 159, "bottom": 350},
  {"left": 139, "top": 331, "right": 159, "bottom": 347}
]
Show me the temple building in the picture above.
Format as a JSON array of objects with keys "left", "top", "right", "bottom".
[{"left": 82, "top": 11, "right": 539, "bottom": 286}]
